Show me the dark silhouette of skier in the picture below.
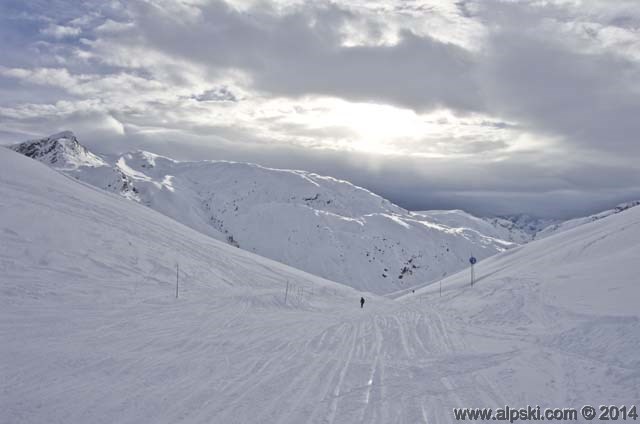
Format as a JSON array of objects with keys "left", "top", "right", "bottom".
[{"left": 360, "top": 297, "right": 365, "bottom": 309}]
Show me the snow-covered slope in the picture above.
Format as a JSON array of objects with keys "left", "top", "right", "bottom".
[
  {"left": 0, "top": 145, "right": 366, "bottom": 423},
  {"left": 0, "top": 144, "right": 353, "bottom": 302},
  {"left": 483, "top": 213, "right": 558, "bottom": 242},
  {"left": 9, "top": 132, "right": 516, "bottom": 294},
  {"left": 402, "top": 202, "right": 640, "bottom": 409},
  {"left": 412, "top": 209, "right": 547, "bottom": 244},
  {"left": 536, "top": 200, "right": 640, "bottom": 239},
  {"left": 3, "top": 146, "right": 637, "bottom": 423}
]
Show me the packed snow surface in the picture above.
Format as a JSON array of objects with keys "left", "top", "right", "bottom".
[
  {"left": 10, "top": 132, "right": 516, "bottom": 294},
  {"left": 2, "top": 147, "right": 638, "bottom": 423}
]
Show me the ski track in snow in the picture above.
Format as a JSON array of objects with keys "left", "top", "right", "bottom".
[
  {"left": 4, "top": 268, "right": 639, "bottom": 424},
  {"left": 9, "top": 290, "right": 625, "bottom": 424}
]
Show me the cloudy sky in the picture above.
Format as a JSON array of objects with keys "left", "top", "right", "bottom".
[{"left": 1, "top": 0, "right": 639, "bottom": 218}]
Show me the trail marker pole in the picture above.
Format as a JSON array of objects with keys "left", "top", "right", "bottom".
[
  {"left": 469, "top": 256, "right": 476, "bottom": 287},
  {"left": 284, "top": 280, "right": 289, "bottom": 304},
  {"left": 440, "top": 272, "right": 447, "bottom": 297},
  {"left": 176, "top": 264, "right": 179, "bottom": 298}
]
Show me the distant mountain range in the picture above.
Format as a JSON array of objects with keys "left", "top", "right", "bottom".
[{"left": 8, "top": 131, "right": 638, "bottom": 294}]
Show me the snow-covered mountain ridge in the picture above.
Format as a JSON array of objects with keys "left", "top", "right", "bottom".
[
  {"left": 412, "top": 210, "right": 556, "bottom": 244},
  {"left": 9, "top": 131, "right": 516, "bottom": 294},
  {"left": 483, "top": 213, "right": 558, "bottom": 241},
  {"left": 10, "top": 131, "right": 106, "bottom": 169},
  {"left": 417, "top": 204, "right": 640, "bottom": 243},
  {"left": 11, "top": 131, "right": 141, "bottom": 200},
  {"left": 535, "top": 200, "right": 640, "bottom": 239}
]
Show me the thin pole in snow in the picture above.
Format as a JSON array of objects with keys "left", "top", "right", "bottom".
[
  {"left": 176, "top": 264, "right": 179, "bottom": 298},
  {"left": 469, "top": 256, "right": 476, "bottom": 287},
  {"left": 284, "top": 280, "right": 289, "bottom": 304}
]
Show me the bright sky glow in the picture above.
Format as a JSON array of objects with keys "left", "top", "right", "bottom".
[{"left": 0, "top": 0, "right": 639, "bottom": 216}]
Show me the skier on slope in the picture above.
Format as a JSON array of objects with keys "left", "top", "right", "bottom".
[{"left": 360, "top": 297, "right": 365, "bottom": 309}]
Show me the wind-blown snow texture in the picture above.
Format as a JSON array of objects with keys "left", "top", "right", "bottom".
[
  {"left": 2, "top": 146, "right": 638, "bottom": 423},
  {"left": 10, "top": 132, "right": 516, "bottom": 294}
]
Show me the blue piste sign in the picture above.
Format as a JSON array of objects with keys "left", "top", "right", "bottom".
[{"left": 469, "top": 256, "right": 477, "bottom": 265}]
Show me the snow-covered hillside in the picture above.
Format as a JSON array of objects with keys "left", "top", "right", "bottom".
[
  {"left": 402, "top": 200, "right": 640, "bottom": 410},
  {"left": 412, "top": 210, "right": 552, "bottom": 244},
  {"left": 536, "top": 200, "right": 640, "bottom": 239},
  {"left": 416, "top": 207, "right": 640, "bottom": 245},
  {"left": 3, "top": 145, "right": 638, "bottom": 423},
  {"left": 483, "top": 213, "right": 558, "bottom": 242},
  {"left": 9, "top": 132, "right": 516, "bottom": 294},
  {"left": 0, "top": 146, "right": 366, "bottom": 423}
]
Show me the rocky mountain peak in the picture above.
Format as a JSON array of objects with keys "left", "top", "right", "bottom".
[{"left": 10, "top": 131, "right": 106, "bottom": 170}]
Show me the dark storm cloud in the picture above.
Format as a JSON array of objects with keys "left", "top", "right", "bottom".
[
  {"left": 480, "top": 20, "right": 640, "bottom": 155},
  {"left": 104, "top": 0, "right": 640, "bottom": 155},
  {"left": 125, "top": 1, "right": 482, "bottom": 112}
]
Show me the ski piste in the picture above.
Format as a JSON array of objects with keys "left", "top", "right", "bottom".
[{"left": 2, "top": 144, "right": 639, "bottom": 423}]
